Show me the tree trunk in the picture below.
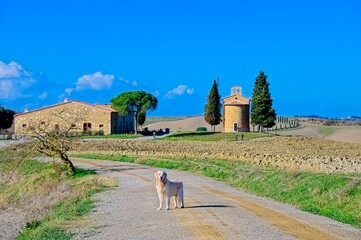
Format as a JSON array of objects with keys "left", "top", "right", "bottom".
[
  {"left": 134, "top": 112, "right": 138, "bottom": 135},
  {"left": 61, "top": 153, "right": 76, "bottom": 175}
]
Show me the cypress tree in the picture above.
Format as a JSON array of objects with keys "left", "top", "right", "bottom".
[
  {"left": 204, "top": 78, "right": 222, "bottom": 132},
  {"left": 251, "top": 71, "right": 276, "bottom": 131}
]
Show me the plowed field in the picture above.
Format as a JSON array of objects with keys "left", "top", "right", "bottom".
[{"left": 71, "top": 136, "right": 361, "bottom": 173}]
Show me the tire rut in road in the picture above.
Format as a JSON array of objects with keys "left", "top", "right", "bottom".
[
  {"left": 204, "top": 187, "right": 338, "bottom": 240},
  {"left": 174, "top": 197, "right": 226, "bottom": 239}
]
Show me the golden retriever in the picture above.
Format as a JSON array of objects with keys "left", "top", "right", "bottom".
[{"left": 154, "top": 170, "right": 184, "bottom": 210}]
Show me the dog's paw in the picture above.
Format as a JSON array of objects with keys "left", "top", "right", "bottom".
[
  {"left": 166, "top": 207, "right": 170, "bottom": 210},
  {"left": 157, "top": 207, "right": 162, "bottom": 210}
]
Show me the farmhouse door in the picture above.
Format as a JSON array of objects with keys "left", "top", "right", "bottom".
[{"left": 233, "top": 122, "right": 238, "bottom": 132}]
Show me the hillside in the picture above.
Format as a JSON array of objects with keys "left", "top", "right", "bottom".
[{"left": 144, "top": 115, "right": 223, "bottom": 132}]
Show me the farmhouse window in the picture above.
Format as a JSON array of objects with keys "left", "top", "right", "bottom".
[
  {"left": 83, "top": 122, "right": 92, "bottom": 132},
  {"left": 99, "top": 124, "right": 104, "bottom": 128},
  {"left": 22, "top": 124, "right": 27, "bottom": 128}
]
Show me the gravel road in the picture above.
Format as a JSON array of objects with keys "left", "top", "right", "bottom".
[{"left": 70, "top": 158, "right": 361, "bottom": 240}]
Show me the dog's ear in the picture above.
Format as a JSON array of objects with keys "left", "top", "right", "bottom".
[{"left": 164, "top": 172, "right": 167, "bottom": 179}]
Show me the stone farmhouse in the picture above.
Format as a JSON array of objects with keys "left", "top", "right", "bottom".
[
  {"left": 14, "top": 100, "right": 134, "bottom": 135},
  {"left": 222, "top": 86, "right": 250, "bottom": 132}
]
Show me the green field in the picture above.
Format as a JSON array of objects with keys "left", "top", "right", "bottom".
[
  {"left": 80, "top": 133, "right": 140, "bottom": 139},
  {"left": 318, "top": 126, "right": 339, "bottom": 136}
]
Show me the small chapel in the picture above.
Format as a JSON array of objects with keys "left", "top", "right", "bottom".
[{"left": 222, "top": 86, "right": 250, "bottom": 132}]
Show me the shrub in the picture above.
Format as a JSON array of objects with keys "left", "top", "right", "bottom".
[{"left": 196, "top": 127, "right": 207, "bottom": 132}]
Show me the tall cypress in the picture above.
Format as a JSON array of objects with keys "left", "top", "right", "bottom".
[
  {"left": 251, "top": 71, "right": 276, "bottom": 131},
  {"left": 204, "top": 79, "right": 222, "bottom": 132}
]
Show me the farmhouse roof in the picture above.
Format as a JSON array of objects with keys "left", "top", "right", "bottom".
[
  {"left": 14, "top": 100, "right": 117, "bottom": 117},
  {"left": 222, "top": 94, "right": 250, "bottom": 105}
]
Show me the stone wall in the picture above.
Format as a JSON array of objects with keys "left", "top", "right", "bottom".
[
  {"left": 14, "top": 101, "right": 114, "bottom": 135},
  {"left": 223, "top": 104, "right": 250, "bottom": 132}
]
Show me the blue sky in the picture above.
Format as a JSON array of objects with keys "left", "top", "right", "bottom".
[{"left": 1, "top": 0, "right": 360, "bottom": 117}]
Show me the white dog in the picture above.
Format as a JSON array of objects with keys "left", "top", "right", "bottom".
[{"left": 154, "top": 170, "right": 184, "bottom": 210}]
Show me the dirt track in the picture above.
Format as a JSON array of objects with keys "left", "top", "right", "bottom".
[
  {"left": 71, "top": 158, "right": 361, "bottom": 240},
  {"left": 71, "top": 136, "right": 361, "bottom": 173}
]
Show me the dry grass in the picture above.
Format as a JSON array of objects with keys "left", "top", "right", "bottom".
[{"left": 0, "top": 146, "right": 117, "bottom": 240}]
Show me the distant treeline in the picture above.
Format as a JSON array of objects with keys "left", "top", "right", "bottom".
[
  {"left": 294, "top": 116, "right": 361, "bottom": 127},
  {"left": 294, "top": 115, "right": 361, "bottom": 121}
]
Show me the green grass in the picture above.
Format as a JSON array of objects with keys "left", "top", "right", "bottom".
[
  {"left": 161, "top": 131, "right": 272, "bottom": 141},
  {"left": 72, "top": 153, "right": 361, "bottom": 228},
  {"left": 0, "top": 152, "right": 115, "bottom": 240},
  {"left": 80, "top": 133, "right": 140, "bottom": 139},
  {"left": 318, "top": 126, "right": 339, "bottom": 136},
  {"left": 18, "top": 195, "right": 96, "bottom": 240}
]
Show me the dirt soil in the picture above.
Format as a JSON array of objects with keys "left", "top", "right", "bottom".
[{"left": 71, "top": 136, "right": 361, "bottom": 173}]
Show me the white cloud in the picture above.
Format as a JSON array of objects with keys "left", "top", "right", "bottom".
[
  {"left": 0, "top": 61, "right": 31, "bottom": 78},
  {"left": 38, "top": 92, "right": 48, "bottom": 100},
  {"left": 65, "top": 88, "right": 73, "bottom": 95},
  {"left": 119, "top": 76, "right": 138, "bottom": 87},
  {"left": 165, "top": 85, "right": 195, "bottom": 99},
  {"left": 58, "top": 88, "right": 74, "bottom": 101},
  {"left": 153, "top": 90, "right": 160, "bottom": 97},
  {"left": 75, "top": 71, "right": 114, "bottom": 90},
  {"left": 0, "top": 61, "right": 36, "bottom": 100},
  {"left": 119, "top": 77, "right": 129, "bottom": 84},
  {"left": 186, "top": 88, "right": 195, "bottom": 95}
]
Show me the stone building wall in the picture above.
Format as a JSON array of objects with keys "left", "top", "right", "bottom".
[
  {"left": 14, "top": 101, "right": 131, "bottom": 135},
  {"left": 223, "top": 104, "right": 250, "bottom": 132},
  {"left": 222, "top": 86, "right": 250, "bottom": 132}
]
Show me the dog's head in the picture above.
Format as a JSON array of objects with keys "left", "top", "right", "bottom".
[{"left": 154, "top": 170, "right": 167, "bottom": 184}]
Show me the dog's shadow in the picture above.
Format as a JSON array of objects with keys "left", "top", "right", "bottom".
[{"left": 184, "top": 204, "right": 232, "bottom": 209}]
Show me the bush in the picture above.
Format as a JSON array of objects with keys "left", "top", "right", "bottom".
[{"left": 196, "top": 127, "right": 207, "bottom": 132}]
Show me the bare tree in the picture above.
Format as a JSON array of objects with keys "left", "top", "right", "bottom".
[{"left": 26, "top": 108, "right": 87, "bottom": 175}]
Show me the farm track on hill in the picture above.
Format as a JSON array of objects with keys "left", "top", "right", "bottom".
[{"left": 71, "top": 136, "right": 361, "bottom": 173}]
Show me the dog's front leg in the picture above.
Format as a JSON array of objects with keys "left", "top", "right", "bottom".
[{"left": 157, "top": 194, "right": 163, "bottom": 210}]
